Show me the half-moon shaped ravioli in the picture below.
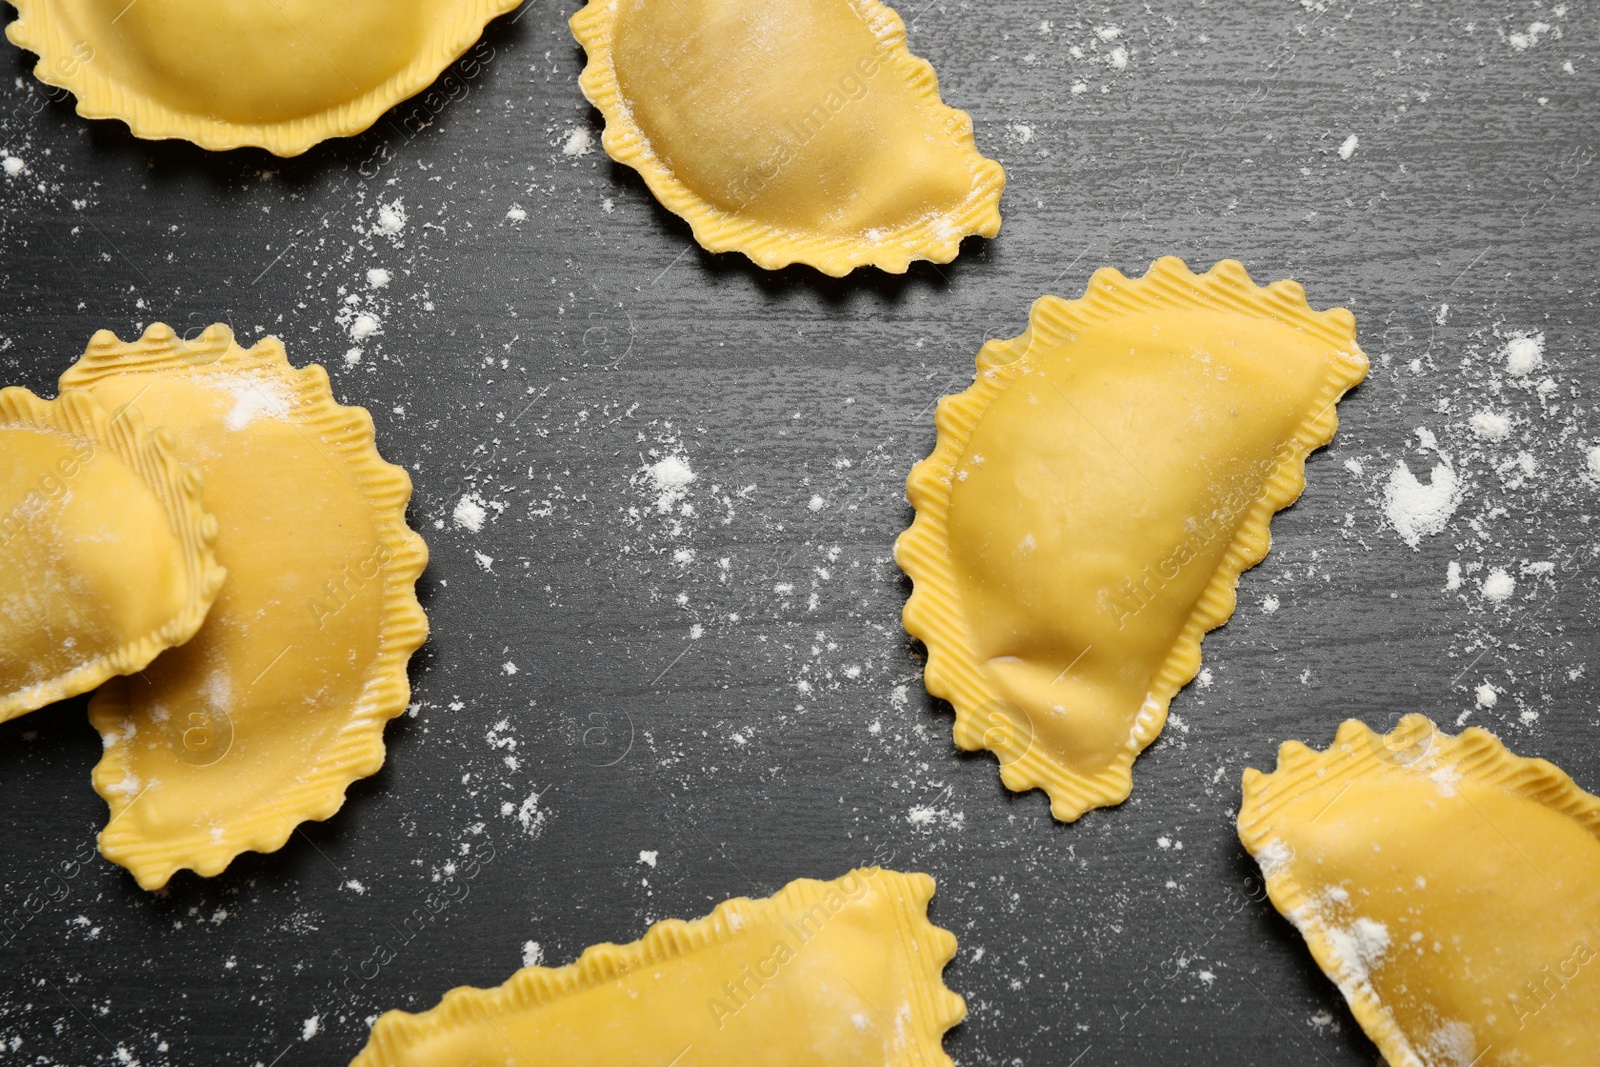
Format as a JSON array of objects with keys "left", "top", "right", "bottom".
[
  {"left": 0, "top": 388, "right": 222, "bottom": 723},
  {"left": 896, "top": 258, "right": 1368, "bottom": 821},
  {"left": 351, "top": 868, "right": 964, "bottom": 1066},
  {"left": 5, "top": 0, "right": 519, "bottom": 155},
  {"left": 59, "top": 324, "right": 428, "bottom": 889},
  {"left": 1239, "top": 715, "right": 1600, "bottom": 1067},
  {"left": 570, "top": 0, "right": 1005, "bottom": 276}
]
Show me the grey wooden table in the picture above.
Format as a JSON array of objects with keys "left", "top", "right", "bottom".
[{"left": 1, "top": 2, "right": 1596, "bottom": 1064}]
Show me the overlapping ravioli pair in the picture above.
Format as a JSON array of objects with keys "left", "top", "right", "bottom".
[
  {"left": 1241, "top": 716, "right": 1600, "bottom": 1067},
  {"left": 0, "top": 388, "right": 223, "bottom": 722},
  {"left": 2, "top": 326, "right": 427, "bottom": 891}
]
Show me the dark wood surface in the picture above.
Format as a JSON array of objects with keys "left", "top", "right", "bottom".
[{"left": 1, "top": 2, "right": 1597, "bottom": 1064}]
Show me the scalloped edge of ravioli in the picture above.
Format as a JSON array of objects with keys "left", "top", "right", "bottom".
[
  {"left": 895, "top": 257, "right": 1369, "bottom": 822},
  {"left": 1238, "top": 714, "right": 1600, "bottom": 1067},
  {"left": 351, "top": 867, "right": 965, "bottom": 1067},
  {"left": 4, "top": 0, "right": 519, "bottom": 156},
  {"left": 59, "top": 323, "right": 428, "bottom": 889},
  {"left": 0, "top": 387, "right": 223, "bottom": 722},
  {"left": 569, "top": 0, "right": 1004, "bottom": 277}
]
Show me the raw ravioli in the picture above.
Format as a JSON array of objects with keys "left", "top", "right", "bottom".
[
  {"left": 351, "top": 868, "right": 964, "bottom": 1066},
  {"left": 571, "top": 0, "right": 1005, "bottom": 276},
  {"left": 897, "top": 257, "right": 1368, "bottom": 821},
  {"left": 0, "top": 387, "right": 222, "bottom": 722},
  {"left": 1239, "top": 715, "right": 1600, "bottom": 1067},
  {"left": 5, "top": 0, "right": 520, "bottom": 155},
  {"left": 60, "top": 324, "right": 428, "bottom": 889}
]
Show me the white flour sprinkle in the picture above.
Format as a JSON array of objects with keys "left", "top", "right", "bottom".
[
  {"left": 1422, "top": 1021, "right": 1478, "bottom": 1067},
  {"left": 1327, "top": 917, "right": 1391, "bottom": 982},
  {"left": 348, "top": 312, "right": 380, "bottom": 341},
  {"left": 907, "top": 804, "right": 965, "bottom": 831},
  {"left": 1504, "top": 334, "right": 1544, "bottom": 376},
  {"left": 1468, "top": 411, "right": 1510, "bottom": 441},
  {"left": 514, "top": 789, "right": 548, "bottom": 837},
  {"left": 1586, "top": 445, "right": 1600, "bottom": 478},
  {"left": 521, "top": 941, "right": 545, "bottom": 968},
  {"left": 638, "top": 850, "right": 658, "bottom": 868},
  {"left": 507, "top": 205, "right": 528, "bottom": 222},
  {"left": 1338, "top": 134, "right": 1359, "bottom": 159},
  {"left": 1261, "top": 595, "right": 1280, "bottom": 614},
  {"left": 562, "top": 128, "right": 594, "bottom": 156},
  {"left": 1445, "top": 561, "right": 1462, "bottom": 590},
  {"left": 1384, "top": 459, "right": 1462, "bottom": 548},
  {"left": 647, "top": 454, "right": 695, "bottom": 513},
  {"left": 1253, "top": 839, "right": 1292, "bottom": 876},
  {"left": 376, "top": 200, "right": 407, "bottom": 237},
  {"left": 1475, "top": 683, "right": 1498, "bottom": 708},
  {"left": 366, "top": 268, "right": 391, "bottom": 289},
  {"left": 1481, "top": 568, "right": 1515, "bottom": 603},
  {"left": 453, "top": 494, "right": 487, "bottom": 532},
  {"left": 222, "top": 377, "right": 292, "bottom": 432},
  {"left": 1428, "top": 762, "right": 1463, "bottom": 798},
  {"left": 301, "top": 1014, "right": 321, "bottom": 1041},
  {"left": 1508, "top": 21, "right": 1552, "bottom": 51},
  {"left": 1, "top": 155, "right": 23, "bottom": 178}
]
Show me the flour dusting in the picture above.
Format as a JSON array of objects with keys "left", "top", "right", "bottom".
[
  {"left": 453, "top": 494, "right": 487, "bottom": 532},
  {"left": 1384, "top": 459, "right": 1462, "bottom": 547}
]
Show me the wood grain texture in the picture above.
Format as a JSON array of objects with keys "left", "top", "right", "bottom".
[{"left": 0, "top": 1, "right": 1595, "bottom": 1064}]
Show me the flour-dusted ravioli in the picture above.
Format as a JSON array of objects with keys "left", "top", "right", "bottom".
[
  {"left": 59, "top": 324, "right": 428, "bottom": 889},
  {"left": 1239, "top": 716, "right": 1600, "bottom": 1067},
  {"left": 5, "top": 0, "right": 519, "bottom": 155},
  {"left": 351, "top": 868, "right": 964, "bottom": 1067},
  {"left": 896, "top": 258, "right": 1368, "bottom": 822},
  {"left": 570, "top": 0, "right": 1005, "bottom": 276},
  {"left": 0, "top": 388, "right": 222, "bottom": 723}
]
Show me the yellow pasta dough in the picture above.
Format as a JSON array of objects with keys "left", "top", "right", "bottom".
[
  {"left": 897, "top": 258, "right": 1368, "bottom": 822},
  {"left": 58, "top": 324, "right": 428, "bottom": 889},
  {"left": 351, "top": 867, "right": 964, "bottom": 1067},
  {"left": 571, "top": 0, "right": 1005, "bottom": 276},
  {"left": 0, "top": 387, "right": 222, "bottom": 723},
  {"left": 1239, "top": 715, "right": 1600, "bottom": 1067},
  {"left": 5, "top": 0, "right": 519, "bottom": 155}
]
